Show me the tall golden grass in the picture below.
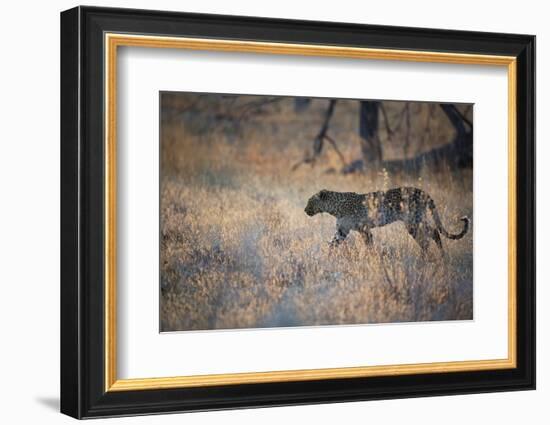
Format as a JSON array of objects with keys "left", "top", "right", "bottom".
[{"left": 160, "top": 95, "right": 473, "bottom": 332}]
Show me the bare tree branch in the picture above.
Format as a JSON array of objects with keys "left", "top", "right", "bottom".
[
  {"left": 380, "top": 103, "right": 408, "bottom": 141},
  {"left": 379, "top": 103, "right": 394, "bottom": 140},
  {"left": 324, "top": 134, "right": 347, "bottom": 167},
  {"left": 455, "top": 105, "right": 473, "bottom": 129},
  {"left": 292, "top": 100, "right": 337, "bottom": 170},
  {"left": 237, "top": 97, "right": 284, "bottom": 122}
]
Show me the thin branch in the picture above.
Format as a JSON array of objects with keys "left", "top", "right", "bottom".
[
  {"left": 237, "top": 97, "right": 284, "bottom": 121},
  {"left": 440, "top": 104, "right": 471, "bottom": 134},
  {"left": 380, "top": 103, "right": 394, "bottom": 140},
  {"left": 380, "top": 103, "right": 408, "bottom": 139},
  {"left": 324, "top": 134, "right": 347, "bottom": 167},
  {"left": 456, "top": 105, "right": 473, "bottom": 129},
  {"left": 315, "top": 100, "right": 336, "bottom": 141},
  {"left": 418, "top": 103, "right": 435, "bottom": 153},
  {"left": 292, "top": 100, "right": 337, "bottom": 171}
]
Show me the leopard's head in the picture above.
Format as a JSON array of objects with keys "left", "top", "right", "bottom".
[{"left": 304, "top": 189, "right": 331, "bottom": 216}]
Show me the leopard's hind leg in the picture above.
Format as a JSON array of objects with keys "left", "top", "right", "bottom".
[
  {"left": 407, "top": 223, "right": 447, "bottom": 259},
  {"left": 431, "top": 227, "right": 448, "bottom": 259},
  {"left": 359, "top": 225, "right": 374, "bottom": 248},
  {"left": 406, "top": 223, "right": 430, "bottom": 256}
]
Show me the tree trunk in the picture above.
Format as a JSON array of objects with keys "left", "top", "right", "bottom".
[
  {"left": 359, "top": 101, "right": 383, "bottom": 163},
  {"left": 439, "top": 104, "right": 473, "bottom": 168}
]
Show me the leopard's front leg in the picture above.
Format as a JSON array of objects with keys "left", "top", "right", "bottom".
[
  {"left": 329, "top": 225, "right": 349, "bottom": 247},
  {"left": 359, "top": 226, "right": 374, "bottom": 247}
]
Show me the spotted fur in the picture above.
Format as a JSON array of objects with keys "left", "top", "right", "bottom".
[{"left": 304, "top": 187, "right": 469, "bottom": 255}]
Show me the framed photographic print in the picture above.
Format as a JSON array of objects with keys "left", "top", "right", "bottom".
[{"left": 60, "top": 6, "right": 535, "bottom": 419}]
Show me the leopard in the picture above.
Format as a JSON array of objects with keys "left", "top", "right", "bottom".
[{"left": 304, "top": 187, "right": 469, "bottom": 256}]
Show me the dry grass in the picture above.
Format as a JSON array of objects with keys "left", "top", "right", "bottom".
[{"left": 160, "top": 95, "right": 473, "bottom": 332}]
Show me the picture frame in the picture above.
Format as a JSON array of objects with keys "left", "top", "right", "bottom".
[{"left": 60, "top": 5, "right": 535, "bottom": 419}]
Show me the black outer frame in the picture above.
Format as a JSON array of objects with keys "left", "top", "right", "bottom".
[{"left": 60, "top": 5, "right": 535, "bottom": 419}]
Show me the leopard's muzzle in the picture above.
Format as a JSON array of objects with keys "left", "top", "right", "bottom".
[{"left": 305, "top": 203, "right": 319, "bottom": 216}]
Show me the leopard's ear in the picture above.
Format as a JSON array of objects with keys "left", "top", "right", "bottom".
[{"left": 319, "top": 189, "right": 328, "bottom": 201}]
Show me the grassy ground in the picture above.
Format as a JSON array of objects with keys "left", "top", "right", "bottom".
[{"left": 159, "top": 94, "right": 473, "bottom": 332}]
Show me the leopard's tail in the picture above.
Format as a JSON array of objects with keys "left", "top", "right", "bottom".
[{"left": 428, "top": 199, "right": 469, "bottom": 240}]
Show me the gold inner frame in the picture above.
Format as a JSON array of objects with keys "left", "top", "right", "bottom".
[{"left": 104, "top": 33, "right": 517, "bottom": 392}]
